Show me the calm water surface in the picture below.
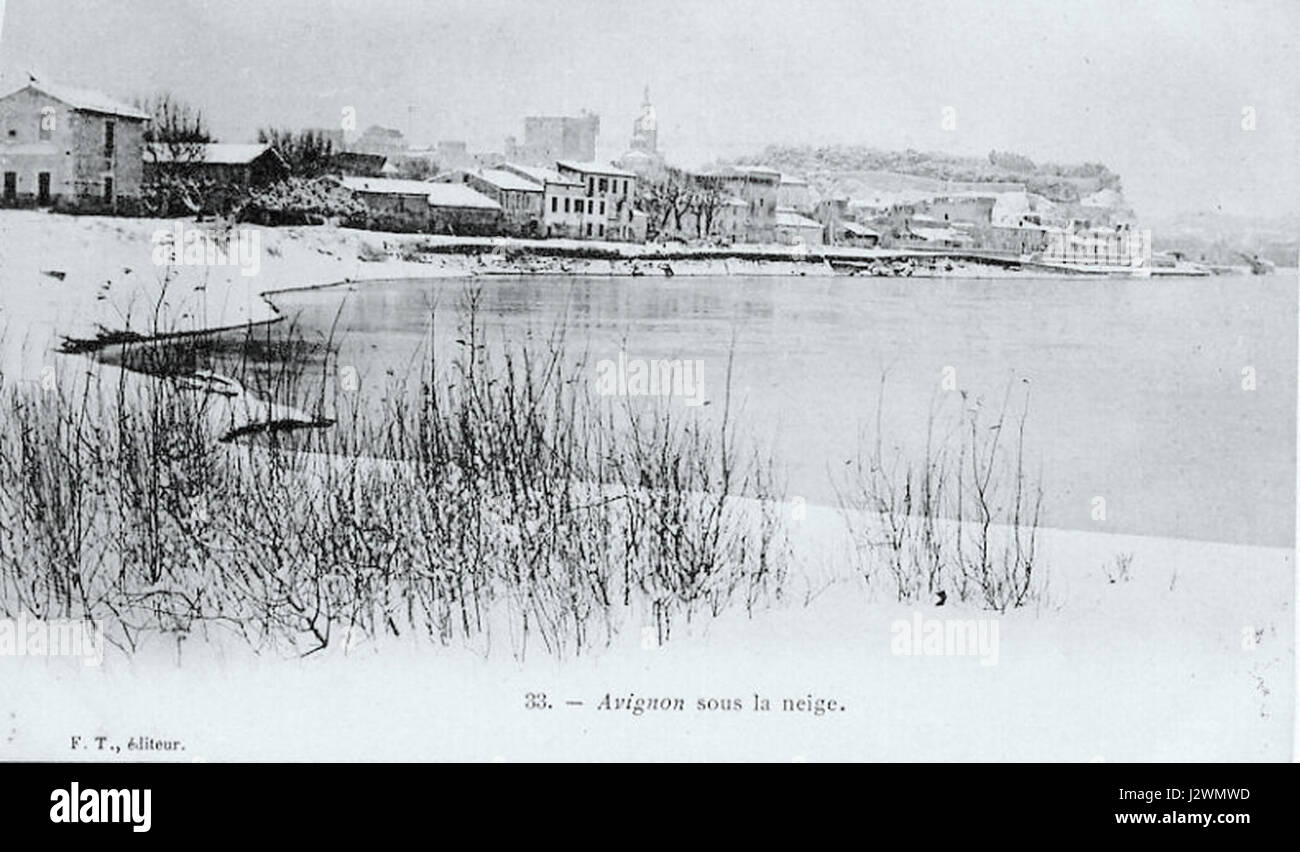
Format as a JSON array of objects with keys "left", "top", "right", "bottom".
[{"left": 240, "top": 273, "right": 1294, "bottom": 547}]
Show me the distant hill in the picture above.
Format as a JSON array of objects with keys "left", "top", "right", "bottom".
[
  {"left": 732, "top": 145, "right": 1133, "bottom": 222},
  {"left": 727, "top": 145, "right": 1295, "bottom": 264}
]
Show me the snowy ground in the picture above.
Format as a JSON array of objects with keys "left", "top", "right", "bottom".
[
  {"left": 0, "top": 210, "right": 1293, "bottom": 761},
  {"left": 0, "top": 211, "right": 474, "bottom": 385},
  {"left": 0, "top": 502, "right": 1291, "bottom": 762}
]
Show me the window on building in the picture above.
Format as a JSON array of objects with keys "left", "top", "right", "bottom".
[
  {"left": 598, "top": 224, "right": 604, "bottom": 237},
  {"left": 2, "top": 172, "right": 15, "bottom": 200},
  {"left": 551, "top": 197, "right": 557, "bottom": 213},
  {"left": 600, "top": 201, "right": 605, "bottom": 215},
  {"left": 586, "top": 223, "right": 592, "bottom": 236},
  {"left": 564, "top": 198, "right": 570, "bottom": 213},
  {"left": 103, "top": 177, "right": 113, "bottom": 202},
  {"left": 598, "top": 177, "right": 607, "bottom": 192},
  {"left": 104, "top": 121, "right": 115, "bottom": 157},
  {"left": 588, "top": 177, "right": 594, "bottom": 195}
]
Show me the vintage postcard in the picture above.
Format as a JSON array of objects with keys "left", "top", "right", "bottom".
[{"left": 0, "top": 0, "right": 1295, "bottom": 781}]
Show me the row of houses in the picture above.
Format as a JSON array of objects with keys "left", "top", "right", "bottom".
[
  {"left": 640, "top": 170, "right": 1039, "bottom": 250},
  {"left": 337, "top": 154, "right": 821, "bottom": 245},
  {"left": 815, "top": 188, "right": 1146, "bottom": 261},
  {"left": 339, "top": 160, "right": 648, "bottom": 239},
  {"left": 0, "top": 79, "right": 301, "bottom": 210},
  {"left": 335, "top": 177, "right": 503, "bottom": 235},
  {"left": 0, "top": 77, "right": 1130, "bottom": 256},
  {"left": 437, "top": 161, "right": 645, "bottom": 240},
  {"left": 0, "top": 79, "right": 651, "bottom": 241},
  {"left": 0, "top": 77, "right": 815, "bottom": 246}
]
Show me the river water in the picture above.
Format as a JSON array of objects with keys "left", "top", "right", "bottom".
[{"left": 218, "top": 272, "right": 1294, "bottom": 547}]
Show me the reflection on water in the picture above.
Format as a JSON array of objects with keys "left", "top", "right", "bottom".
[{"left": 126, "top": 273, "right": 1297, "bottom": 547}]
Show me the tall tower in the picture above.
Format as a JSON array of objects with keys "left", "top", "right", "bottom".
[{"left": 630, "top": 85, "right": 657, "bottom": 154}]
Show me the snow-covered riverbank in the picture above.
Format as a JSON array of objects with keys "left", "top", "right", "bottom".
[
  {"left": 0, "top": 211, "right": 1040, "bottom": 383},
  {"left": 1, "top": 499, "right": 1290, "bottom": 761},
  {"left": 0, "top": 210, "right": 1292, "bottom": 762}
]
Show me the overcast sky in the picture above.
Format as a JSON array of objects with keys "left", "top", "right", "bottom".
[{"left": 1, "top": 0, "right": 1296, "bottom": 220}]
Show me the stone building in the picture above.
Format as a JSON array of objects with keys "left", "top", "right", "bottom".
[
  {"left": 777, "top": 174, "right": 813, "bottom": 214},
  {"left": 709, "top": 166, "right": 780, "bottom": 243},
  {"left": 833, "top": 221, "right": 881, "bottom": 248},
  {"left": 144, "top": 143, "right": 289, "bottom": 187},
  {"left": 775, "top": 208, "right": 824, "bottom": 246},
  {"left": 1042, "top": 221, "right": 1148, "bottom": 266},
  {"left": 506, "top": 113, "right": 599, "bottom": 166},
  {"left": 917, "top": 193, "right": 997, "bottom": 226},
  {"left": 556, "top": 160, "right": 642, "bottom": 241},
  {"left": 425, "top": 183, "right": 504, "bottom": 235},
  {"left": 0, "top": 80, "right": 148, "bottom": 211},
  {"left": 441, "top": 167, "right": 545, "bottom": 236},
  {"left": 499, "top": 163, "right": 587, "bottom": 238},
  {"left": 336, "top": 176, "right": 502, "bottom": 234},
  {"left": 976, "top": 219, "right": 1052, "bottom": 255}
]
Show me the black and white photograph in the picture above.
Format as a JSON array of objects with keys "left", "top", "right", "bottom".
[{"left": 0, "top": 0, "right": 1296, "bottom": 785}]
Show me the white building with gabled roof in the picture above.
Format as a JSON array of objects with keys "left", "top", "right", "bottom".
[
  {"left": 555, "top": 161, "right": 642, "bottom": 241},
  {"left": 498, "top": 162, "right": 588, "bottom": 238},
  {"left": 0, "top": 79, "right": 148, "bottom": 210}
]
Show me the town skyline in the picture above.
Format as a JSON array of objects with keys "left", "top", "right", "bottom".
[{"left": 1, "top": 0, "right": 1297, "bottom": 222}]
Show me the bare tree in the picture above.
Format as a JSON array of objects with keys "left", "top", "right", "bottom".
[
  {"left": 137, "top": 92, "right": 215, "bottom": 215},
  {"left": 638, "top": 168, "right": 695, "bottom": 238},
  {"left": 691, "top": 185, "right": 725, "bottom": 238},
  {"left": 258, "top": 127, "right": 336, "bottom": 179},
  {"left": 139, "top": 92, "right": 212, "bottom": 167}
]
